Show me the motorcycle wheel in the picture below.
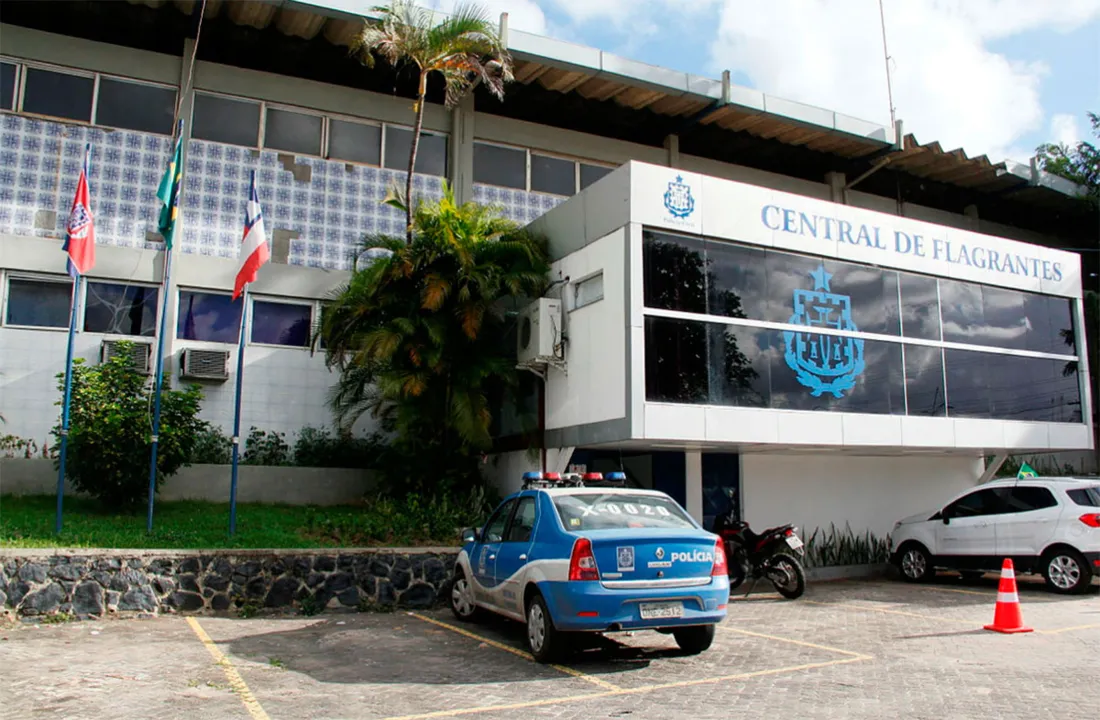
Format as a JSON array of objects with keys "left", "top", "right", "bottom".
[
  {"left": 768, "top": 553, "right": 806, "bottom": 599},
  {"left": 727, "top": 564, "right": 746, "bottom": 591}
]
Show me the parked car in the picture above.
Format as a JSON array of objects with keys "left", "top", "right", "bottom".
[
  {"left": 450, "top": 472, "right": 730, "bottom": 662},
  {"left": 889, "top": 476, "right": 1100, "bottom": 594}
]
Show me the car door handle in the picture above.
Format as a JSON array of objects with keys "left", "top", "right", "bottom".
[{"left": 518, "top": 554, "right": 527, "bottom": 561}]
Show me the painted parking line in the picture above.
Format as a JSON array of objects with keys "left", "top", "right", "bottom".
[
  {"left": 718, "top": 624, "right": 874, "bottom": 660},
  {"left": 802, "top": 599, "right": 975, "bottom": 627},
  {"left": 1038, "top": 623, "right": 1100, "bottom": 635},
  {"left": 407, "top": 612, "right": 622, "bottom": 691},
  {"left": 185, "top": 617, "right": 272, "bottom": 720}
]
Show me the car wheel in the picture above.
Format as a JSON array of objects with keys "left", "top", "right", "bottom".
[
  {"left": 1043, "top": 548, "right": 1093, "bottom": 595},
  {"left": 672, "top": 624, "right": 716, "bottom": 655},
  {"left": 526, "top": 593, "right": 563, "bottom": 663},
  {"left": 897, "top": 543, "right": 934, "bottom": 583},
  {"left": 449, "top": 568, "right": 481, "bottom": 622}
]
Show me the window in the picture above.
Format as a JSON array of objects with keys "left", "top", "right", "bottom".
[
  {"left": 904, "top": 344, "right": 946, "bottom": 417},
  {"left": 251, "top": 300, "right": 311, "bottom": 347},
  {"left": 580, "top": 163, "right": 613, "bottom": 190},
  {"left": 482, "top": 499, "right": 517, "bottom": 543},
  {"left": 643, "top": 232, "right": 707, "bottom": 314},
  {"left": 1067, "top": 487, "right": 1100, "bottom": 507},
  {"left": 176, "top": 290, "right": 243, "bottom": 343},
  {"left": 4, "top": 277, "right": 72, "bottom": 328},
  {"left": 22, "top": 66, "right": 94, "bottom": 122},
  {"left": 473, "top": 141, "right": 525, "bottom": 189},
  {"left": 553, "top": 493, "right": 696, "bottom": 531},
  {"left": 384, "top": 127, "right": 447, "bottom": 176},
  {"left": 328, "top": 119, "right": 381, "bottom": 165},
  {"left": 95, "top": 78, "right": 176, "bottom": 135},
  {"left": 943, "top": 489, "right": 1004, "bottom": 518},
  {"left": 0, "top": 62, "right": 16, "bottom": 111},
  {"left": 1000, "top": 486, "right": 1058, "bottom": 513},
  {"left": 83, "top": 282, "right": 158, "bottom": 336},
  {"left": 705, "top": 240, "right": 767, "bottom": 320},
  {"left": 530, "top": 153, "right": 575, "bottom": 196},
  {"left": 645, "top": 316, "right": 709, "bottom": 404},
  {"left": 573, "top": 273, "right": 604, "bottom": 310},
  {"left": 939, "top": 280, "right": 1071, "bottom": 354},
  {"left": 263, "top": 107, "right": 322, "bottom": 156},
  {"left": 899, "top": 273, "right": 941, "bottom": 341},
  {"left": 945, "top": 349, "right": 1081, "bottom": 423},
  {"left": 707, "top": 323, "right": 771, "bottom": 409},
  {"left": 505, "top": 497, "right": 537, "bottom": 542},
  {"left": 192, "top": 92, "right": 261, "bottom": 147}
]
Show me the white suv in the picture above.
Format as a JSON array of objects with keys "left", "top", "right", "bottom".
[{"left": 890, "top": 477, "right": 1100, "bottom": 594}]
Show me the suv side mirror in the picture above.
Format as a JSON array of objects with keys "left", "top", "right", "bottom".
[{"left": 460, "top": 527, "right": 480, "bottom": 544}]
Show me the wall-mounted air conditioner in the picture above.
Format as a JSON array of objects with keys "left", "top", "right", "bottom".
[
  {"left": 516, "top": 297, "right": 563, "bottom": 365},
  {"left": 179, "top": 348, "right": 231, "bottom": 382},
  {"left": 100, "top": 339, "right": 153, "bottom": 376}
]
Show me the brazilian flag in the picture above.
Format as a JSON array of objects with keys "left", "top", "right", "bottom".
[
  {"left": 1017, "top": 462, "right": 1038, "bottom": 478},
  {"left": 156, "top": 131, "right": 183, "bottom": 249}
]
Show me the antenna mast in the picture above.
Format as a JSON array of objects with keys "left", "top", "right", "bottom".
[{"left": 878, "top": 0, "right": 896, "bottom": 131}]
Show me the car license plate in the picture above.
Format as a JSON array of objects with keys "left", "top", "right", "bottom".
[
  {"left": 639, "top": 602, "right": 683, "bottom": 620},
  {"left": 786, "top": 535, "right": 804, "bottom": 550}
]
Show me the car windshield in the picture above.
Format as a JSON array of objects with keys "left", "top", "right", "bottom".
[
  {"left": 553, "top": 493, "right": 696, "bottom": 531},
  {"left": 1067, "top": 486, "right": 1100, "bottom": 508}
]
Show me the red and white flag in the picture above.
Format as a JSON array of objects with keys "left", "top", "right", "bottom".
[
  {"left": 62, "top": 148, "right": 96, "bottom": 278},
  {"left": 233, "top": 171, "right": 270, "bottom": 300}
]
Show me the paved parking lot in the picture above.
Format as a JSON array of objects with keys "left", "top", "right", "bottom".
[{"left": 2, "top": 575, "right": 1098, "bottom": 720}]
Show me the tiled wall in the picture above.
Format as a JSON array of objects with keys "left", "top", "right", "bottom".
[{"left": 473, "top": 183, "right": 565, "bottom": 224}]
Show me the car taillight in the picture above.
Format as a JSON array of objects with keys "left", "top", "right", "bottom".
[
  {"left": 1079, "top": 513, "right": 1100, "bottom": 528},
  {"left": 711, "top": 539, "right": 727, "bottom": 576},
  {"left": 568, "top": 537, "right": 599, "bottom": 581}
]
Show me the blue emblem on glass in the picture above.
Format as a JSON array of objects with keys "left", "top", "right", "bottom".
[
  {"left": 783, "top": 264, "right": 865, "bottom": 398},
  {"left": 663, "top": 175, "right": 695, "bottom": 218}
]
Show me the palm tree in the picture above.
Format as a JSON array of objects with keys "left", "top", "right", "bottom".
[
  {"left": 351, "top": 1, "right": 512, "bottom": 242},
  {"left": 316, "top": 183, "right": 548, "bottom": 492}
]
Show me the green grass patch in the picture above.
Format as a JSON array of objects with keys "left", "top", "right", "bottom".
[{"left": 0, "top": 494, "right": 479, "bottom": 549}]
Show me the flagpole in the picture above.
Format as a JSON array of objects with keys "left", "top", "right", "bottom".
[
  {"left": 147, "top": 118, "right": 184, "bottom": 533},
  {"left": 229, "top": 286, "right": 249, "bottom": 536},
  {"left": 55, "top": 144, "right": 92, "bottom": 535}
]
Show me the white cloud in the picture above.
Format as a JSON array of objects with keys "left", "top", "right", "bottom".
[
  {"left": 424, "top": 0, "right": 548, "bottom": 34},
  {"left": 705, "top": 0, "right": 1100, "bottom": 164},
  {"left": 1050, "top": 113, "right": 1082, "bottom": 147}
]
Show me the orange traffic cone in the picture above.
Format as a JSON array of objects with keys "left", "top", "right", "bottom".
[{"left": 983, "top": 559, "right": 1033, "bottom": 634}]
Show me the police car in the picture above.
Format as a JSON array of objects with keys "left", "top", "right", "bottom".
[{"left": 450, "top": 471, "right": 730, "bottom": 662}]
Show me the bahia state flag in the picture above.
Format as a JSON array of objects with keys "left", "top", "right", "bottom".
[
  {"left": 233, "top": 171, "right": 270, "bottom": 301},
  {"left": 156, "top": 131, "right": 183, "bottom": 249},
  {"left": 62, "top": 148, "right": 96, "bottom": 277},
  {"left": 1017, "top": 462, "right": 1038, "bottom": 478}
]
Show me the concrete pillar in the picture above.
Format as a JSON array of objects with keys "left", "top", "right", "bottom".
[
  {"left": 450, "top": 94, "right": 475, "bottom": 205},
  {"left": 825, "top": 171, "right": 846, "bottom": 204},
  {"left": 664, "top": 134, "right": 680, "bottom": 168},
  {"left": 685, "top": 450, "right": 703, "bottom": 523}
]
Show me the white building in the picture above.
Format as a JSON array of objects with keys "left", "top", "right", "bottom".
[{"left": 0, "top": 2, "right": 1094, "bottom": 538}]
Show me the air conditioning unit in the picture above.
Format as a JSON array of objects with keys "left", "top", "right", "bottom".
[
  {"left": 179, "top": 348, "right": 231, "bottom": 382},
  {"left": 516, "top": 298, "right": 562, "bottom": 365},
  {"left": 100, "top": 339, "right": 153, "bottom": 375}
]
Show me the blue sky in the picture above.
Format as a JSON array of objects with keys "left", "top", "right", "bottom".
[{"left": 432, "top": 0, "right": 1099, "bottom": 164}]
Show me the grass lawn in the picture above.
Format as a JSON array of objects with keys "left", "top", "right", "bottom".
[{"left": 0, "top": 494, "right": 468, "bottom": 549}]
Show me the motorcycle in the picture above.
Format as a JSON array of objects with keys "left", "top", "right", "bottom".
[{"left": 711, "top": 491, "right": 807, "bottom": 599}]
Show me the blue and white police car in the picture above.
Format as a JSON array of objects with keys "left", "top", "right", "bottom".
[{"left": 450, "top": 471, "right": 730, "bottom": 662}]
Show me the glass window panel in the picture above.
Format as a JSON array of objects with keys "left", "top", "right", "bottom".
[
  {"left": 176, "top": 291, "right": 242, "bottom": 343},
  {"left": 770, "top": 330, "right": 904, "bottom": 415},
  {"left": 943, "top": 348, "right": 991, "bottom": 418},
  {"left": 83, "top": 282, "right": 158, "bottom": 337},
  {"left": 327, "top": 119, "right": 381, "bottom": 165},
  {"left": 263, "top": 107, "right": 322, "bottom": 156},
  {"left": 976, "top": 285, "right": 1029, "bottom": 350},
  {"left": 95, "top": 78, "right": 176, "bottom": 135},
  {"left": 530, "top": 154, "right": 575, "bottom": 195},
  {"left": 707, "top": 323, "right": 771, "bottom": 408},
  {"left": 642, "top": 230, "right": 707, "bottom": 314},
  {"left": 192, "top": 93, "right": 260, "bottom": 147},
  {"left": 384, "top": 127, "right": 447, "bottom": 176},
  {"left": 761, "top": 250, "right": 824, "bottom": 324},
  {"left": 1026, "top": 294, "right": 1076, "bottom": 354},
  {"left": 903, "top": 344, "right": 946, "bottom": 417},
  {"left": 1002, "top": 486, "right": 1058, "bottom": 512},
  {"left": 251, "top": 301, "right": 311, "bottom": 347},
  {"left": 945, "top": 489, "right": 1004, "bottom": 518},
  {"left": 644, "top": 316, "right": 709, "bottom": 404},
  {"left": 5, "top": 278, "right": 72, "bottom": 328},
  {"left": 573, "top": 273, "right": 603, "bottom": 309},
  {"left": 987, "top": 353, "right": 1082, "bottom": 423},
  {"left": 826, "top": 261, "right": 900, "bottom": 336},
  {"left": 705, "top": 241, "right": 766, "bottom": 320},
  {"left": 939, "top": 280, "right": 986, "bottom": 346},
  {"left": 899, "top": 273, "right": 941, "bottom": 340},
  {"left": 1, "top": 62, "right": 16, "bottom": 111},
  {"left": 22, "top": 67, "right": 93, "bottom": 122},
  {"left": 472, "top": 142, "right": 525, "bottom": 189},
  {"left": 580, "top": 163, "right": 613, "bottom": 190},
  {"left": 1048, "top": 357, "right": 1083, "bottom": 423}
]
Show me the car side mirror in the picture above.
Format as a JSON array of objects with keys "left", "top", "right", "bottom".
[
  {"left": 941, "top": 513, "right": 951, "bottom": 525},
  {"left": 460, "top": 527, "right": 480, "bottom": 544}
]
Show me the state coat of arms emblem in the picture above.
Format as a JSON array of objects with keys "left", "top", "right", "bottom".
[{"left": 783, "top": 264, "right": 865, "bottom": 398}]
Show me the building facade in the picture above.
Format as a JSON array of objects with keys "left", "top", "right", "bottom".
[{"left": 0, "top": 2, "right": 1094, "bottom": 538}]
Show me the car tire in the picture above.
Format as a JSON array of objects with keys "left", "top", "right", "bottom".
[
  {"left": 526, "top": 593, "right": 564, "bottom": 663},
  {"left": 897, "top": 542, "right": 934, "bottom": 583},
  {"left": 449, "top": 568, "right": 481, "bottom": 622},
  {"left": 1042, "top": 548, "right": 1094, "bottom": 595},
  {"left": 673, "top": 624, "right": 716, "bottom": 655}
]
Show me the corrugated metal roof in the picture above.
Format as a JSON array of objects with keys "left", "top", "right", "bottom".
[{"left": 137, "top": 0, "right": 1088, "bottom": 203}]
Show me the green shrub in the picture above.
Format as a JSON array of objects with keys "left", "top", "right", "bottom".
[
  {"left": 190, "top": 421, "right": 233, "bottom": 464},
  {"left": 292, "top": 426, "right": 386, "bottom": 469},
  {"left": 242, "top": 427, "right": 291, "bottom": 466},
  {"left": 1, "top": 434, "right": 39, "bottom": 459},
  {"left": 803, "top": 522, "right": 892, "bottom": 569},
  {"left": 52, "top": 343, "right": 205, "bottom": 507}
]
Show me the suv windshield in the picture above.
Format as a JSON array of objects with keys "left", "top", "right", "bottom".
[
  {"left": 1067, "top": 486, "right": 1100, "bottom": 507},
  {"left": 553, "top": 493, "right": 695, "bottom": 531}
]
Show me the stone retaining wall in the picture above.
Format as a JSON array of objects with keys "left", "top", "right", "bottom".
[{"left": 0, "top": 549, "right": 458, "bottom": 620}]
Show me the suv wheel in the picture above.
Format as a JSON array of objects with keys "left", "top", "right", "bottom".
[
  {"left": 1043, "top": 548, "right": 1093, "bottom": 594},
  {"left": 897, "top": 543, "right": 934, "bottom": 583}
]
